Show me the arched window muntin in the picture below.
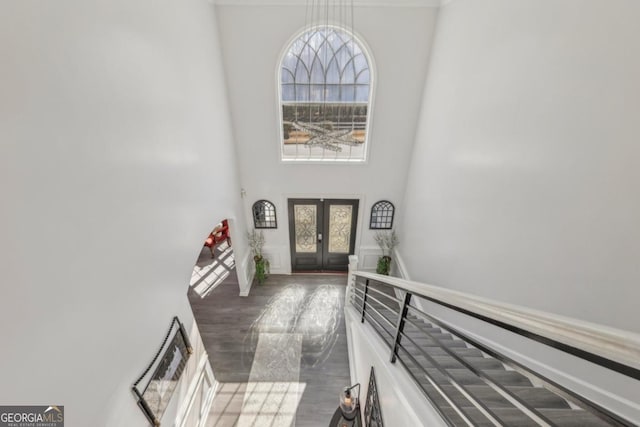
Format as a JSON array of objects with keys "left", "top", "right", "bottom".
[
  {"left": 278, "top": 24, "right": 375, "bottom": 162},
  {"left": 252, "top": 200, "right": 277, "bottom": 229},
  {"left": 370, "top": 200, "right": 395, "bottom": 230},
  {"left": 281, "top": 28, "right": 370, "bottom": 102}
]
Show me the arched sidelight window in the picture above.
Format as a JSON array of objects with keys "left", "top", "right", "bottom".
[
  {"left": 370, "top": 200, "right": 394, "bottom": 229},
  {"left": 252, "top": 200, "right": 277, "bottom": 229},
  {"left": 279, "top": 26, "right": 373, "bottom": 162}
]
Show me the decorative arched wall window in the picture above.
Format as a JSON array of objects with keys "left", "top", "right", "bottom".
[
  {"left": 279, "top": 26, "right": 373, "bottom": 162},
  {"left": 252, "top": 200, "right": 277, "bottom": 229},
  {"left": 369, "top": 200, "right": 394, "bottom": 229}
]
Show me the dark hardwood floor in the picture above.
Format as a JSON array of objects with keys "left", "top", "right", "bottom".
[{"left": 188, "top": 251, "right": 350, "bottom": 427}]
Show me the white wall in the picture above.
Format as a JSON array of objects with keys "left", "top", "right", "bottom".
[
  {"left": 399, "top": 0, "right": 640, "bottom": 333},
  {"left": 216, "top": 5, "right": 437, "bottom": 272},
  {"left": 0, "top": 1, "right": 247, "bottom": 425}
]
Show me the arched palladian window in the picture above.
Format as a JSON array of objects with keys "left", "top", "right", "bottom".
[
  {"left": 279, "top": 26, "right": 373, "bottom": 162},
  {"left": 370, "top": 200, "right": 395, "bottom": 229},
  {"left": 252, "top": 200, "right": 277, "bottom": 229}
]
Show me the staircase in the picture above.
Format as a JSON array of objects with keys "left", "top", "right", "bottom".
[{"left": 350, "top": 278, "right": 634, "bottom": 427}]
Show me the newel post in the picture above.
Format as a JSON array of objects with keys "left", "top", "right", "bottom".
[{"left": 347, "top": 255, "right": 358, "bottom": 309}]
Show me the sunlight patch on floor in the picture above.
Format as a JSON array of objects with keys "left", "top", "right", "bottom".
[
  {"left": 207, "top": 333, "right": 305, "bottom": 427},
  {"left": 207, "top": 381, "right": 306, "bottom": 427},
  {"left": 191, "top": 242, "right": 235, "bottom": 298}
]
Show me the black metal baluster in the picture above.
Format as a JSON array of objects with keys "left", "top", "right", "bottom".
[
  {"left": 361, "top": 279, "right": 370, "bottom": 323},
  {"left": 390, "top": 291, "right": 412, "bottom": 363}
]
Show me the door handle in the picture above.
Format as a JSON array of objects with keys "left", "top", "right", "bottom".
[{"left": 318, "top": 233, "right": 322, "bottom": 243}]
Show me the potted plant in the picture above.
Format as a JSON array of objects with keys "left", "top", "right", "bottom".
[
  {"left": 374, "top": 230, "right": 399, "bottom": 275},
  {"left": 247, "top": 229, "right": 269, "bottom": 284}
]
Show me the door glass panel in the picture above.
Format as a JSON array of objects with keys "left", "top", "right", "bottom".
[
  {"left": 328, "top": 205, "right": 352, "bottom": 253},
  {"left": 294, "top": 205, "right": 317, "bottom": 253}
]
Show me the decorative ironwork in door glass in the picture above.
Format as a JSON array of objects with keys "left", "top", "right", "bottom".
[
  {"left": 328, "top": 205, "right": 352, "bottom": 254},
  {"left": 294, "top": 205, "right": 317, "bottom": 253}
]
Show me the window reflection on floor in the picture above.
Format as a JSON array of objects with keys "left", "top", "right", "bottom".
[
  {"left": 243, "top": 285, "right": 342, "bottom": 368},
  {"left": 209, "top": 333, "right": 305, "bottom": 427},
  {"left": 206, "top": 285, "right": 343, "bottom": 426}
]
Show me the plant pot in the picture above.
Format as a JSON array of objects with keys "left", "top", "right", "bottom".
[
  {"left": 376, "top": 255, "right": 392, "bottom": 275},
  {"left": 254, "top": 255, "right": 268, "bottom": 284}
]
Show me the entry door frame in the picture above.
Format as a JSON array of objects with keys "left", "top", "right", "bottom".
[
  {"left": 287, "top": 198, "right": 324, "bottom": 270},
  {"left": 285, "top": 194, "right": 364, "bottom": 273},
  {"left": 320, "top": 198, "right": 359, "bottom": 270}
]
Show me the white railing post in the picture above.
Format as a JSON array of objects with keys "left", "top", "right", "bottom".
[{"left": 347, "top": 255, "right": 359, "bottom": 308}]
